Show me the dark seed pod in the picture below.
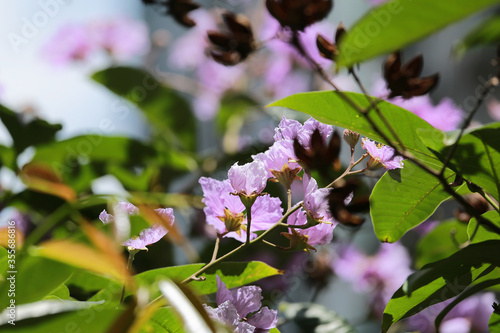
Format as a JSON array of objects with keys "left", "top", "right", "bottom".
[{"left": 266, "top": 0, "right": 333, "bottom": 31}]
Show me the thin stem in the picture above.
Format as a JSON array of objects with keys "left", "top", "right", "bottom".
[
  {"left": 287, "top": 188, "right": 292, "bottom": 212},
  {"left": 24, "top": 202, "right": 73, "bottom": 248},
  {"left": 246, "top": 204, "right": 252, "bottom": 245},
  {"left": 440, "top": 79, "right": 496, "bottom": 175},
  {"left": 327, "top": 153, "right": 368, "bottom": 188},
  {"left": 120, "top": 250, "right": 137, "bottom": 304},
  {"left": 211, "top": 236, "right": 221, "bottom": 263},
  {"left": 483, "top": 192, "right": 500, "bottom": 213},
  {"left": 351, "top": 69, "right": 405, "bottom": 150},
  {"left": 262, "top": 239, "right": 280, "bottom": 248}
]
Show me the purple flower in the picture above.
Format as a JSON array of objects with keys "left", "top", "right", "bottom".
[
  {"left": 199, "top": 177, "right": 283, "bottom": 242},
  {"left": 361, "top": 138, "right": 404, "bottom": 170},
  {"left": 89, "top": 17, "right": 149, "bottom": 61},
  {"left": 303, "top": 174, "right": 335, "bottom": 224},
  {"left": 99, "top": 201, "right": 139, "bottom": 224},
  {"left": 487, "top": 98, "right": 500, "bottom": 121},
  {"left": 99, "top": 204, "right": 174, "bottom": 250},
  {"left": 406, "top": 292, "right": 495, "bottom": 333},
  {"left": 43, "top": 24, "right": 94, "bottom": 65},
  {"left": 204, "top": 275, "right": 278, "bottom": 333},
  {"left": 332, "top": 243, "right": 413, "bottom": 317},
  {"left": 274, "top": 117, "right": 332, "bottom": 149},
  {"left": 287, "top": 210, "right": 334, "bottom": 246},
  {"left": 121, "top": 224, "right": 168, "bottom": 250},
  {"left": 228, "top": 160, "right": 268, "bottom": 196}
]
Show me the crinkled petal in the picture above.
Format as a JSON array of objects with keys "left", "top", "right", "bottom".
[
  {"left": 231, "top": 286, "right": 263, "bottom": 318},
  {"left": 274, "top": 117, "right": 303, "bottom": 142},
  {"left": 228, "top": 160, "right": 268, "bottom": 195},
  {"left": 115, "top": 202, "right": 139, "bottom": 215},
  {"left": 121, "top": 224, "right": 167, "bottom": 249},
  {"left": 99, "top": 209, "right": 114, "bottom": 224},
  {"left": 250, "top": 195, "right": 283, "bottom": 231},
  {"left": 216, "top": 275, "right": 234, "bottom": 306},
  {"left": 154, "top": 208, "right": 175, "bottom": 226},
  {"left": 247, "top": 307, "right": 278, "bottom": 331}
]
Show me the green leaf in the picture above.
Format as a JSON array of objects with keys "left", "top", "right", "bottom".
[
  {"left": 418, "top": 122, "right": 500, "bottom": 200},
  {"left": 134, "top": 261, "right": 281, "bottom": 299},
  {"left": 0, "top": 299, "right": 104, "bottom": 326},
  {"left": 279, "top": 302, "right": 356, "bottom": 333},
  {"left": 268, "top": 91, "right": 440, "bottom": 166},
  {"left": 456, "top": 14, "right": 500, "bottom": 56},
  {"left": 0, "top": 307, "right": 123, "bottom": 332},
  {"left": 0, "top": 257, "right": 74, "bottom": 308},
  {"left": 0, "top": 104, "right": 62, "bottom": 154},
  {"left": 138, "top": 307, "right": 185, "bottom": 333},
  {"left": 468, "top": 210, "right": 500, "bottom": 243},
  {"left": 0, "top": 145, "right": 15, "bottom": 170},
  {"left": 490, "top": 308, "right": 500, "bottom": 332},
  {"left": 91, "top": 67, "right": 196, "bottom": 151},
  {"left": 336, "top": 0, "right": 500, "bottom": 68},
  {"left": 382, "top": 240, "right": 500, "bottom": 332},
  {"left": 370, "top": 162, "right": 457, "bottom": 243},
  {"left": 43, "top": 284, "right": 71, "bottom": 300},
  {"left": 415, "top": 220, "right": 468, "bottom": 269}
]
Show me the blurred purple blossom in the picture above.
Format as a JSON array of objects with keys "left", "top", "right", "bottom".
[
  {"left": 332, "top": 243, "right": 413, "bottom": 317},
  {"left": 99, "top": 201, "right": 139, "bottom": 224},
  {"left": 199, "top": 177, "right": 282, "bottom": 242},
  {"left": 373, "top": 79, "right": 463, "bottom": 131},
  {"left": 89, "top": 17, "right": 149, "bottom": 60},
  {"left": 43, "top": 24, "right": 95, "bottom": 65},
  {"left": 43, "top": 17, "right": 149, "bottom": 66},
  {"left": 122, "top": 224, "right": 168, "bottom": 250},
  {"left": 362, "top": 138, "right": 404, "bottom": 170},
  {"left": 487, "top": 98, "right": 500, "bottom": 121},
  {"left": 204, "top": 275, "right": 278, "bottom": 332},
  {"left": 228, "top": 160, "right": 268, "bottom": 196},
  {"left": 406, "top": 292, "right": 495, "bottom": 333}
]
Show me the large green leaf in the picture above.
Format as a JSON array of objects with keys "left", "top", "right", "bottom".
[
  {"left": 468, "top": 210, "right": 500, "bottom": 243},
  {"left": 0, "top": 105, "right": 62, "bottom": 154},
  {"left": 382, "top": 240, "right": 500, "bottom": 332},
  {"left": 92, "top": 67, "right": 196, "bottom": 151},
  {"left": 279, "top": 302, "right": 356, "bottom": 333},
  {"left": 456, "top": 14, "right": 500, "bottom": 56},
  {"left": 371, "top": 162, "right": 457, "bottom": 242},
  {"left": 138, "top": 307, "right": 185, "bottom": 333},
  {"left": 418, "top": 123, "right": 500, "bottom": 200},
  {"left": 0, "top": 257, "right": 74, "bottom": 308},
  {"left": 134, "top": 261, "right": 281, "bottom": 298},
  {"left": 336, "top": 0, "right": 500, "bottom": 68},
  {"left": 268, "top": 91, "right": 440, "bottom": 166},
  {"left": 415, "top": 220, "right": 468, "bottom": 269}
]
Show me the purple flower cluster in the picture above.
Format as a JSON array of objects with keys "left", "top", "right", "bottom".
[
  {"left": 200, "top": 117, "right": 338, "bottom": 248},
  {"left": 204, "top": 275, "right": 277, "bottom": 332},
  {"left": 43, "top": 17, "right": 149, "bottom": 65},
  {"left": 99, "top": 202, "right": 174, "bottom": 250}
]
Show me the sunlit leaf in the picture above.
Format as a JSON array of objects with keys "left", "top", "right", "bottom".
[
  {"left": 455, "top": 14, "right": 500, "bottom": 56},
  {"left": 382, "top": 240, "right": 500, "bottom": 332},
  {"left": 134, "top": 261, "right": 282, "bottom": 299},
  {"left": 20, "top": 162, "right": 76, "bottom": 202},
  {"left": 336, "top": 0, "right": 500, "bottom": 68},
  {"left": 468, "top": 210, "right": 500, "bottom": 243},
  {"left": 415, "top": 220, "right": 468, "bottom": 269}
]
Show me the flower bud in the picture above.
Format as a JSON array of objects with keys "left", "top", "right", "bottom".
[{"left": 343, "top": 129, "right": 360, "bottom": 149}]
